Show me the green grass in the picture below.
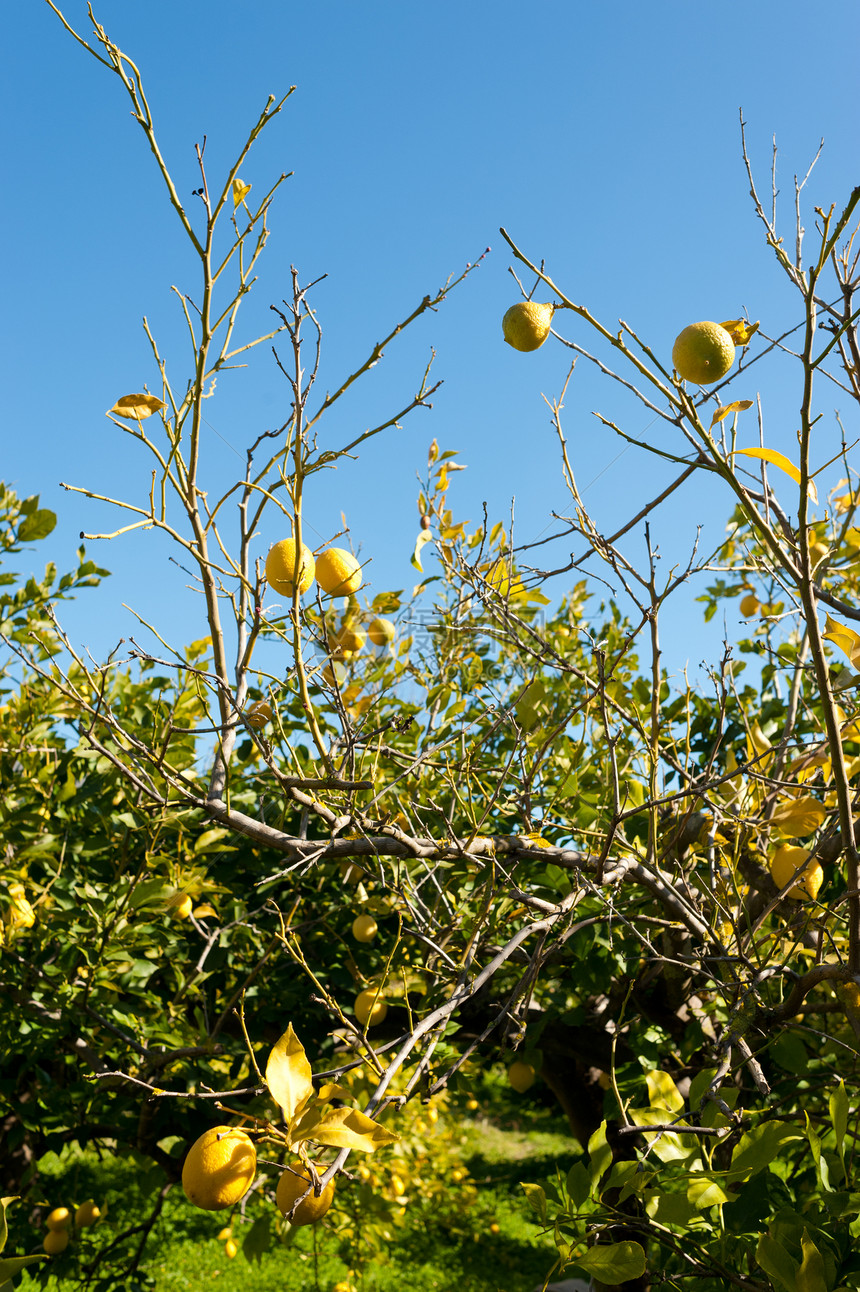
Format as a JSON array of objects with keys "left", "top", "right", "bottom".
[{"left": 14, "top": 1097, "right": 577, "bottom": 1292}]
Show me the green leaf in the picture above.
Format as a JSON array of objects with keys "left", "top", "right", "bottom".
[
  {"left": 687, "top": 1176, "right": 732, "bottom": 1209},
  {"left": 587, "top": 1120, "right": 612, "bottom": 1188},
  {"left": 295, "top": 1106, "right": 399, "bottom": 1152},
  {"left": 730, "top": 1121, "right": 804, "bottom": 1179},
  {"left": 520, "top": 1182, "right": 547, "bottom": 1224},
  {"left": 756, "top": 1233, "right": 799, "bottom": 1292},
  {"left": 645, "top": 1190, "right": 699, "bottom": 1226},
  {"left": 265, "top": 1024, "right": 314, "bottom": 1124},
  {"left": 241, "top": 1213, "right": 271, "bottom": 1264},
  {"left": 831, "top": 1081, "right": 849, "bottom": 1159},
  {"left": 645, "top": 1069, "right": 685, "bottom": 1113},
  {"left": 575, "top": 1241, "right": 647, "bottom": 1283},
  {"left": 565, "top": 1161, "right": 591, "bottom": 1208},
  {"left": 628, "top": 1108, "right": 696, "bottom": 1164},
  {"left": 0, "top": 1256, "right": 49, "bottom": 1280},
  {"left": 17, "top": 508, "right": 57, "bottom": 542},
  {"left": 806, "top": 1112, "right": 832, "bottom": 1192},
  {"left": 797, "top": 1229, "right": 829, "bottom": 1292}
]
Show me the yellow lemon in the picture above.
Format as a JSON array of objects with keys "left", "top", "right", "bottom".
[
  {"left": 354, "top": 988, "right": 388, "bottom": 1027},
  {"left": 74, "top": 1200, "right": 101, "bottom": 1227},
  {"left": 489, "top": 1222, "right": 501, "bottom": 1235},
  {"left": 502, "top": 302, "right": 555, "bottom": 352},
  {"left": 276, "top": 1163, "right": 335, "bottom": 1225},
  {"left": 508, "top": 1059, "right": 536, "bottom": 1093},
  {"left": 265, "top": 538, "right": 315, "bottom": 597},
  {"left": 328, "top": 620, "right": 366, "bottom": 656},
  {"left": 465, "top": 1098, "right": 479, "bottom": 1111},
  {"left": 181, "top": 1125, "right": 257, "bottom": 1211},
  {"left": 769, "top": 846, "right": 823, "bottom": 901},
  {"left": 315, "top": 548, "right": 362, "bottom": 596},
  {"left": 739, "top": 593, "right": 760, "bottom": 617},
  {"left": 245, "top": 700, "right": 273, "bottom": 730},
  {"left": 46, "top": 1207, "right": 71, "bottom": 1231},
  {"left": 352, "top": 914, "right": 378, "bottom": 942},
  {"left": 390, "top": 1173, "right": 406, "bottom": 1196},
  {"left": 672, "top": 322, "right": 735, "bottom": 385},
  {"left": 43, "top": 1229, "right": 70, "bottom": 1255},
  {"left": 217, "top": 1227, "right": 233, "bottom": 1241},
  {"left": 368, "top": 617, "right": 395, "bottom": 647},
  {"left": 225, "top": 1238, "right": 238, "bottom": 1259},
  {"left": 169, "top": 893, "right": 193, "bottom": 920}
]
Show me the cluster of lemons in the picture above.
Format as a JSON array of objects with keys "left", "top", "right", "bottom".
[
  {"left": 181, "top": 1126, "right": 336, "bottom": 1228},
  {"left": 2, "top": 882, "right": 36, "bottom": 945},
  {"left": 42, "top": 1200, "right": 101, "bottom": 1255},
  {"left": 502, "top": 301, "right": 742, "bottom": 387}
]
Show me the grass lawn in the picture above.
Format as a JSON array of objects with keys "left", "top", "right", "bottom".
[{"left": 15, "top": 1092, "right": 577, "bottom": 1292}]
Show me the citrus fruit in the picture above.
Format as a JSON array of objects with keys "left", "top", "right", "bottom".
[
  {"left": 181, "top": 1125, "right": 257, "bottom": 1210},
  {"left": 217, "top": 1227, "right": 233, "bottom": 1241},
  {"left": 739, "top": 593, "right": 760, "bottom": 617},
  {"left": 245, "top": 700, "right": 273, "bottom": 730},
  {"left": 225, "top": 1238, "right": 238, "bottom": 1259},
  {"left": 354, "top": 987, "right": 387, "bottom": 1027},
  {"left": 769, "top": 846, "right": 823, "bottom": 901},
  {"left": 368, "top": 617, "right": 395, "bottom": 647},
  {"left": 43, "top": 1229, "right": 70, "bottom": 1255},
  {"left": 74, "top": 1200, "right": 101, "bottom": 1227},
  {"left": 502, "top": 302, "right": 555, "bottom": 352},
  {"left": 328, "top": 619, "right": 366, "bottom": 655},
  {"left": 265, "top": 538, "right": 315, "bottom": 597},
  {"left": 389, "top": 1173, "right": 406, "bottom": 1196},
  {"left": 315, "top": 547, "right": 362, "bottom": 596},
  {"left": 508, "top": 1059, "right": 536, "bottom": 1093},
  {"left": 465, "top": 1098, "right": 479, "bottom": 1111},
  {"left": 45, "top": 1207, "right": 71, "bottom": 1230},
  {"left": 352, "top": 914, "right": 378, "bottom": 942},
  {"left": 672, "top": 322, "right": 735, "bottom": 384},
  {"left": 276, "top": 1163, "right": 335, "bottom": 1225},
  {"left": 170, "top": 893, "right": 193, "bottom": 920}
]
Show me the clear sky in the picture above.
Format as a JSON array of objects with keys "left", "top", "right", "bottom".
[{"left": 2, "top": 0, "right": 859, "bottom": 683}]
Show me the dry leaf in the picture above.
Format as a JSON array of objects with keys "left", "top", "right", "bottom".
[
  {"left": 769, "top": 796, "right": 827, "bottom": 837},
  {"left": 710, "top": 400, "right": 754, "bottom": 427},
  {"left": 411, "top": 530, "right": 433, "bottom": 572},
  {"left": 735, "top": 447, "right": 818, "bottom": 505},
  {"left": 109, "top": 393, "right": 166, "bottom": 421},
  {"left": 293, "top": 1106, "right": 399, "bottom": 1153},
  {"left": 720, "top": 319, "right": 760, "bottom": 346}
]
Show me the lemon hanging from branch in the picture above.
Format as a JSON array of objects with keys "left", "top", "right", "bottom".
[
  {"left": 672, "top": 321, "right": 735, "bottom": 384},
  {"left": 502, "top": 302, "right": 555, "bottom": 352}
]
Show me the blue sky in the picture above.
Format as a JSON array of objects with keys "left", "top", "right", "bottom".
[{"left": 2, "top": 0, "right": 859, "bottom": 683}]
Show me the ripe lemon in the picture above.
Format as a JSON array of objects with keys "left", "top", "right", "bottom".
[
  {"left": 354, "top": 987, "right": 388, "bottom": 1027},
  {"left": 672, "top": 322, "right": 735, "bottom": 385},
  {"left": 74, "top": 1200, "right": 101, "bottom": 1227},
  {"left": 739, "top": 593, "right": 760, "bottom": 617},
  {"left": 276, "top": 1163, "right": 335, "bottom": 1225},
  {"left": 465, "top": 1098, "right": 479, "bottom": 1112},
  {"left": 352, "top": 914, "right": 378, "bottom": 942},
  {"left": 769, "top": 846, "right": 823, "bottom": 901},
  {"left": 502, "top": 302, "right": 555, "bottom": 352},
  {"left": 181, "top": 1125, "right": 257, "bottom": 1211},
  {"left": 265, "top": 538, "right": 315, "bottom": 597},
  {"left": 508, "top": 1059, "right": 536, "bottom": 1093},
  {"left": 315, "top": 548, "right": 362, "bottom": 596},
  {"left": 368, "top": 617, "right": 395, "bottom": 647},
  {"left": 46, "top": 1207, "right": 71, "bottom": 1231},
  {"left": 43, "top": 1229, "right": 70, "bottom": 1255},
  {"left": 245, "top": 700, "right": 273, "bottom": 730},
  {"left": 169, "top": 893, "right": 193, "bottom": 920},
  {"left": 328, "top": 620, "right": 366, "bottom": 656},
  {"left": 225, "top": 1238, "right": 238, "bottom": 1259}
]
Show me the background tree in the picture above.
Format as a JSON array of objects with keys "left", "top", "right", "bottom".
[{"left": 2, "top": 5, "right": 860, "bottom": 1291}]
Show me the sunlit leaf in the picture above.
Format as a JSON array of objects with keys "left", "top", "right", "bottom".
[
  {"left": 769, "top": 796, "right": 827, "bottom": 837},
  {"left": 520, "top": 1182, "right": 547, "bottom": 1223},
  {"left": 797, "top": 1228, "right": 828, "bottom": 1292},
  {"left": 735, "top": 447, "right": 818, "bottom": 505},
  {"left": 588, "top": 1120, "right": 612, "bottom": 1184},
  {"left": 575, "top": 1242, "right": 647, "bottom": 1283},
  {"left": 830, "top": 1081, "right": 848, "bottom": 1158},
  {"left": 411, "top": 530, "right": 433, "bottom": 572},
  {"left": 721, "top": 319, "right": 760, "bottom": 346},
  {"left": 108, "top": 393, "right": 166, "bottom": 421},
  {"left": 232, "top": 177, "right": 252, "bottom": 207},
  {"left": 645, "top": 1069, "right": 685, "bottom": 1113},
  {"left": 687, "top": 1176, "right": 732, "bottom": 1208},
  {"left": 294, "top": 1106, "right": 399, "bottom": 1152},
  {"left": 823, "top": 615, "right": 860, "bottom": 667},
  {"left": 710, "top": 399, "right": 754, "bottom": 427},
  {"left": 265, "top": 1024, "right": 314, "bottom": 1124},
  {"left": 756, "top": 1233, "right": 798, "bottom": 1292}
]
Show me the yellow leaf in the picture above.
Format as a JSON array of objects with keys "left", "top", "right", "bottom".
[
  {"left": 108, "top": 393, "right": 166, "bottom": 421},
  {"left": 735, "top": 448, "right": 818, "bottom": 505},
  {"left": 316, "top": 1083, "right": 350, "bottom": 1102},
  {"left": 411, "top": 531, "right": 433, "bottom": 572},
  {"left": 769, "top": 796, "right": 827, "bottom": 838},
  {"left": 645, "top": 1069, "right": 685, "bottom": 1113},
  {"left": 710, "top": 400, "right": 755, "bottom": 427},
  {"left": 823, "top": 615, "right": 860, "bottom": 667},
  {"left": 294, "top": 1106, "right": 399, "bottom": 1153},
  {"left": 747, "top": 722, "right": 772, "bottom": 760},
  {"left": 720, "top": 319, "right": 760, "bottom": 346},
  {"left": 232, "top": 177, "right": 251, "bottom": 208},
  {"left": 191, "top": 904, "right": 217, "bottom": 919},
  {"left": 265, "top": 1024, "right": 315, "bottom": 1125}
]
